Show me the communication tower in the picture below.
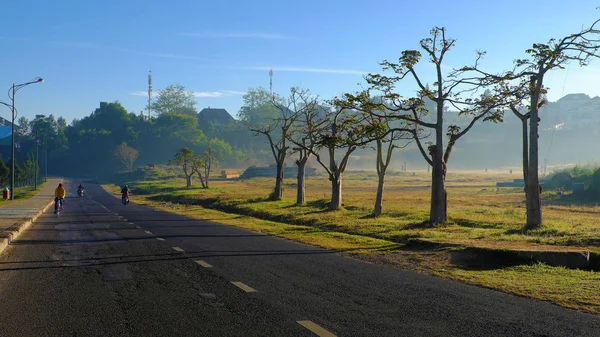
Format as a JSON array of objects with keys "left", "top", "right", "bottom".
[
  {"left": 269, "top": 69, "right": 273, "bottom": 96},
  {"left": 148, "top": 68, "right": 153, "bottom": 119}
]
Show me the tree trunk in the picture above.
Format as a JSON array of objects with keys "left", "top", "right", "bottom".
[
  {"left": 526, "top": 108, "right": 542, "bottom": 227},
  {"left": 373, "top": 139, "right": 385, "bottom": 216},
  {"left": 329, "top": 174, "right": 342, "bottom": 210},
  {"left": 205, "top": 154, "right": 211, "bottom": 189},
  {"left": 373, "top": 172, "right": 385, "bottom": 216},
  {"left": 272, "top": 161, "right": 284, "bottom": 201},
  {"left": 196, "top": 172, "right": 206, "bottom": 188},
  {"left": 185, "top": 175, "right": 192, "bottom": 187},
  {"left": 296, "top": 159, "right": 307, "bottom": 205},
  {"left": 521, "top": 118, "right": 529, "bottom": 200},
  {"left": 430, "top": 159, "right": 447, "bottom": 224}
]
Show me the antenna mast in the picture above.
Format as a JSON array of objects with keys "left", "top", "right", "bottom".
[{"left": 148, "top": 67, "right": 153, "bottom": 120}]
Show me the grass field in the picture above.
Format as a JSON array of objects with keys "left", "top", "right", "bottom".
[
  {"left": 0, "top": 181, "right": 48, "bottom": 207},
  {"left": 104, "top": 168, "right": 600, "bottom": 314}
]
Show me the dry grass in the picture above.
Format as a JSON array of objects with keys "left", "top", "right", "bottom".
[{"left": 120, "top": 171, "right": 600, "bottom": 250}]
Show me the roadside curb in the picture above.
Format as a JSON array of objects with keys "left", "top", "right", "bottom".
[{"left": 0, "top": 199, "right": 55, "bottom": 255}]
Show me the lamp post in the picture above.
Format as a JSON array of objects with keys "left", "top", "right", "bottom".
[
  {"left": 7, "top": 78, "right": 43, "bottom": 200},
  {"left": 35, "top": 131, "right": 39, "bottom": 190}
]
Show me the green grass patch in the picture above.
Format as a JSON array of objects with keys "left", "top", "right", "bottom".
[
  {"left": 0, "top": 181, "right": 48, "bottom": 207},
  {"left": 437, "top": 263, "right": 600, "bottom": 314}
]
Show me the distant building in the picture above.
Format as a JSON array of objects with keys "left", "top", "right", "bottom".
[{"left": 198, "top": 107, "right": 234, "bottom": 125}]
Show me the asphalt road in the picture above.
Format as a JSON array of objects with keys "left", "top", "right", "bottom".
[{"left": 0, "top": 180, "right": 599, "bottom": 336}]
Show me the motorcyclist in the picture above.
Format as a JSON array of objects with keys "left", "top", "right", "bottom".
[
  {"left": 121, "top": 184, "right": 131, "bottom": 205},
  {"left": 77, "top": 184, "right": 84, "bottom": 196},
  {"left": 54, "top": 183, "right": 66, "bottom": 214}
]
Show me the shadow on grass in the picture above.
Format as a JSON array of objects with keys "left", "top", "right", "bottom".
[
  {"left": 452, "top": 218, "right": 506, "bottom": 230},
  {"left": 448, "top": 247, "right": 527, "bottom": 271},
  {"left": 402, "top": 241, "right": 528, "bottom": 270}
]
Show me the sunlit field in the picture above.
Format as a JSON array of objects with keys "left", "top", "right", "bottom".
[{"left": 117, "top": 169, "right": 600, "bottom": 250}]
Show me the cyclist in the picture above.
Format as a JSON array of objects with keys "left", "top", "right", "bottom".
[
  {"left": 54, "top": 183, "right": 66, "bottom": 214},
  {"left": 121, "top": 184, "right": 131, "bottom": 205}
]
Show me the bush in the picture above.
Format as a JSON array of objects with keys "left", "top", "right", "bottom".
[
  {"left": 545, "top": 172, "right": 573, "bottom": 190},
  {"left": 588, "top": 168, "right": 600, "bottom": 195}
]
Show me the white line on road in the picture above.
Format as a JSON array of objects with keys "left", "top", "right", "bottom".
[
  {"left": 135, "top": 226, "right": 141, "bottom": 229},
  {"left": 172, "top": 247, "right": 184, "bottom": 252},
  {"left": 231, "top": 281, "right": 257, "bottom": 293},
  {"left": 296, "top": 321, "right": 337, "bottom": 337},
  {"left": 144, "top": 230, "right": 153, "bottom": 235},
  {"left": 195, "top": 260, "right": 212, "bottom": 268},
  {"left": 156, "top": 238, "right": 165, "bottom": 241}
]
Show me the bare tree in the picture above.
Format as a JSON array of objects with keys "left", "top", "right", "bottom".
[
  {"left": 249, "top": 92, "right": 298, "bottom": 201},
  {"left": 293, "top": 98, "right": 375, "bottom": 210},
  {"left": 343, "top": 92, "right": 415, "bottom": 216},
  {"left": 372, "top": 119, "right": 412, "bottom": 216},
  {"left": 366, "top": 27, "right": 510, "bottom": 224},
  {"left": 114, "top": 143, "right": 139, "bottom": 171},
  {"left": 467, "top": 18, "right": 600, "bottom": 227},
  {"left": 282, "top": 88, "right": 320, "bottom": 205}
]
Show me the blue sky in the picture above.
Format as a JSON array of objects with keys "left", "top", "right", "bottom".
[{"left": 1, "top": 0, "right": 600, "bottom": 123}]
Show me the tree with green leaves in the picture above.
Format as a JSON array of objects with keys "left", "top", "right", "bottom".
[
  {"left": 151, "top": 84, "right": 197, "bottom": 115},
  {"left": 0, "top": 158, "right": 9, "bottom": 186},
  {"left": 239, "top": 87, "right": 280, "bottom": 127},
  {"left": 174, "top": 148, "right": 195, "bottom": 187},
  {"left": 191, "top": 138, "right": 232, "bottom": 188},
  {"left": 366, "top": 27, "right": 511, "bottom": 224},
  {"left": 17, "top": 153, "right": 36, "bottom": 186},
  {"left": 17, "top": 117, "right": 30, "bottom": 137}
]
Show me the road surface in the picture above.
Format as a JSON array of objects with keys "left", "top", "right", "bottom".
[{"left": 0, "top": 180, "right": 598, "bottom": 336}]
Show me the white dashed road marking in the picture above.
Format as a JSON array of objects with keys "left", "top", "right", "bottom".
[
  {"left": 231, "top": 282, "right": 257, "bottom": 293},
  {"left": 172, "top": 247, "right": 184, "bottom": 252},
  {"left": 297, "top": 321, "right": 337, "bottom": 337},
  {"left": 195, "top": 260, "right": 212, "bottom": 268},
  {"left": 156, "top": 238, "right": 165, "bottom": 241},
  {"left": 144, "top": 231, "right": 153, "bottom": 235}
]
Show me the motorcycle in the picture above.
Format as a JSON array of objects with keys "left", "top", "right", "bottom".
[
  {"left": 122, "top": 195, "right": 129, "bottom": 205},
  {"left": 78, "top": 188, "right": 84, "bottom": 197}
]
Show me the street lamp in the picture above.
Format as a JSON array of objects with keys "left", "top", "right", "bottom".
[{"left": 8, "top": 77, "right": 43, "bottom": 200}]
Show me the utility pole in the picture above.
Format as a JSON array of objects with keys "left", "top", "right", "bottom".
[
  {"left": 269, "top": 69, "right": 273, "bottom": 96},
  {"left": 34, "top": 131, "right": 38, "bottom": 189},
  {"left": 44, "top": 135, "right": 47, "bottom": 182}
]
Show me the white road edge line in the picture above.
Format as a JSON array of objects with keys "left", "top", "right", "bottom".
[
  {"left": 231, "top": 281, "right": 257, "bottom": 293},
  {"left": 144, "top": 230, "right": 153, "bottom": 235},
  {"left": 172, "top": 247, "right": 184, "bottom": 252},
  {"left": 195, "top": 260, "right": 212, "bottom": 268},
  {"left": 296, "top": 321, "right": 337, "bottom": 337},
  {"left": 156, "top": 238, "right": 165, "bottom": 241}
]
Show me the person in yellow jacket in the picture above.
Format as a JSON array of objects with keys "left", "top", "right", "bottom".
[{"left": 54, "top": 183, "right": 66, "bottom": 214}]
